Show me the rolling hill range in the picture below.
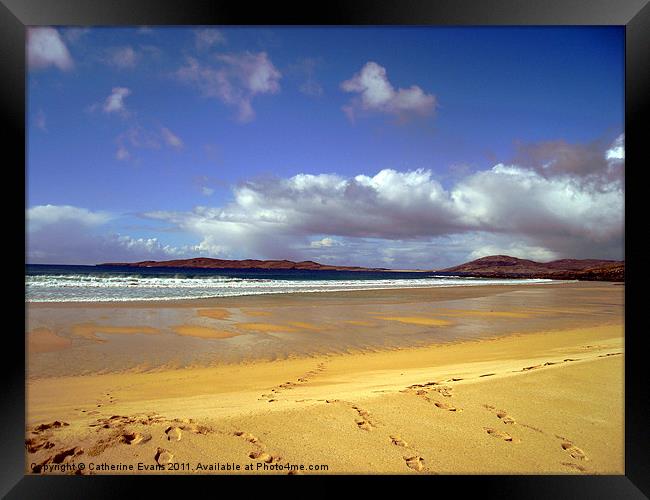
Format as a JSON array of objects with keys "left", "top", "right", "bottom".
[{"left": 439, "top": 255, "right": 624, "bottom": 281}]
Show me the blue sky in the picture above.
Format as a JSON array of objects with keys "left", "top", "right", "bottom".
[{"left": 26, "top": 26, "right": 624, "bottom": 268}]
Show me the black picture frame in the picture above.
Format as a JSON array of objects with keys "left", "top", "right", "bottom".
[{"left": 3, "top": 0, "right": 647, "bottom": 497}]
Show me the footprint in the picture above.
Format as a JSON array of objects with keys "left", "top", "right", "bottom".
[
  {"left": 30, "top": 447, "right": 84, "bottom": 472},
  {"left": 51, "top": 447, "right": 84, "bottom": 464},
  {"left": 434, "top": 401, "right": 459, "bottom": 412},
  {"left": 561, "top": 442, "right": 588, "bottom": 460},
  {"left": 165, "top": 426, "right": 182, "bottom": 441},
  {"left": 390, "top": 435, "right": 408, "bottom": 447},
  {"left": 561, "top": 461, "right": 587, "bottom": 472},
  {"left": 155, "top": 448, "right": 174, "bottom": 465},
  {"left": 431, "top": 386, "right": 453, "bottom": 397},
  {"left": 480, "top": 373, "right": 496, "bottom": 377},
  {"left": 178, "top": 422, "right": 211, "bottom": 435},
  {"left": 33, "top": 421, "right": 69, "bottom": 433},
  {"left": 496, "top": 411, "right": 516, "bottom": 424},
  {"left": 404, "top": 455, "right": 425, "bottom": 471},
  {"left": 234, "top": 431, "right": 259, "bottom": 444},
  {"left": 484, "top": 427, "right": 515, "bottom": 442},
  {"left": 521, "top": 365, "right": 542, "bottom": 371},
  {"left": 120, "top": 432, "right": 151, "bottom": 445},
  {"left": 355, "top": 418, "right": 373, "bottom": 431},
  {"left": 25, "top": 438, "right": 55, "bottom": 453},
  {"left": 351, "top": 405, "right": 376, "bottom": 430},
  {"left": 249, "top": 450, "right": 281, "bottom": 463}
]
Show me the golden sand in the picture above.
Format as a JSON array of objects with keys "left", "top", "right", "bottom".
[
  {"left": 237, "top": 322, "right": 299, "bottom": 333},
  {"left": 25, "top": 283, "right": 624, "bottom": 475},
  {"left": 376, "top": 316, "right": 453, "bottom": 326},
  {"left": 344, "top": 320, "right": 376, "bottom": 327},
  {"left": 243, "top": 310, "right": 273, "bottom": 317},
  {"left": 171, "top": 325, "right": 240, "bottom": 339},
  {"left": 434, "top": 309, "right": 531, "bottom": 318},
  {"left": 287, "top": 321, "right": 327, "bottom": 331},
  {"left": 28, "top": 328, "right": 72, "bottom": 353},
  {"left": 196, "top": 308, "right": 231, "bottom": 320},
  {"left": 70, "top": 323, "right": 160, "bottom": 340},
  {"left": 26, "top": 323, "right": 623, "bottom": 475}
]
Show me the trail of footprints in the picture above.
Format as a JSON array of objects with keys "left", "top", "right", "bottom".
[
  {"left": 29, "top": 350, "right": 612, "bottom": 474},
  {"left": 74, "top": 391, "right": 119, "bottom": 417},
  {"left": 401, "top": 380, "right": 462, "bottom": 412},
  {"left": 28, "top": 410, "right": 288, "bottom": 474},
  {"left": 325, "top": 398, "right": 429, "bottom": 472},
  {"left": 260, "top": 362, "right": 328, "bottom": 403},
  {"left": 27, "top": 413, "right": 214, "bottom": 474},
  {"left": 234, "top": 430, "right": 282, "bottom": 464},
  {"left": 482, "top": 403, "right": 590, "bottom": 470}
]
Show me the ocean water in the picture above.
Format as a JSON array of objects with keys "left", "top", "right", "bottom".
[{"left": 25, "top": 264, "right": 556, "bottom": 303}]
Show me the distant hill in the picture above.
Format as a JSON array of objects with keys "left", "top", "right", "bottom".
[
  {"left": 98, "top": 257, "right": 385, "bottom": 272},
  {"left": 439, "top": 255, "right": 624, "bottom": 282}
]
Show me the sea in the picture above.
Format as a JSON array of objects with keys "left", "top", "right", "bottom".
[{"left": 25, "top": 264, "right": 556, "bottom": 303}]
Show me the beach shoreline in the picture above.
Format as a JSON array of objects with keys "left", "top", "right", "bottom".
[{"left": 25, "top": 281, "right": 624, "bottom": 474}]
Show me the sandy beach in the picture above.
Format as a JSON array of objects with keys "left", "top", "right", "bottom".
[{"left": 25, "top": 281, "right": 624, "bottom": 475}]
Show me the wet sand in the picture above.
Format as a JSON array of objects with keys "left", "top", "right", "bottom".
[{"left": 25, "top": 281, "right": 624, "bottom": 474}]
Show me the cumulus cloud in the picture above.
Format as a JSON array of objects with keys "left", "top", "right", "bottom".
[
  {"left": 26, "top": 205, "right": 204, "bottom": 265},
  {"left": 102, "top": 87, "right": 131, "bottom": 115},
  {"left": 141, "top": 135, "right": 623, "bottom": 267},
  {"left": 606, "top": 134, "right": 624, "bottom": 160},
  {"left": 194, "top": 28, "right": 227, "bottom": 50},
  {"left": 341, "top": 62, "right": 436, "bottom": 122},
  {"left": 176, "top": 52, "right": 281, "bottom": 122},
  {"left": 27, "top": 27, "right": 74, "bottom": 71},
  {"left": 27, "top": 136, "right": 623, "bottom": 268},
  {"left": 27, "top": 205, "right": 113, "bottom": 232}
]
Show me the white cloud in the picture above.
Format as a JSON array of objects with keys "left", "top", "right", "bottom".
[
  {"left": 103, "top": 87, "right": 131, "bottom": 115},
  {"left": 115, "top": 125, "right": 184, "bottom": 161},
  {"left": 194, "top": 28, "right": 227, "bottom": 49},
  {"left": 27, "top": 27, "right": 74, "bottom": 71},
  {"left": 161, "top": 127, "right": 184, "bottom": 149},
  {"left": 176, "top": 52, "right": 281, "bottom": 122},
  {"left": 468, "top": 241, "right": 559, "bottom": 263},
  {"left": 606, "top": 134, "right": 624, "bottom": 161},
  {"left": 201, "top": 186, "right": 215, "bottom": 196},
  {"left": 26, "top": 205, "right": 206, "bottom": 265},
  {"left": 62, "top": 27, "right": 90, "bottom": 43},
  {"left": 27, "top": 205, "right": 113, "bottom": 232},
  {"left": 142, "top": 136, "right": 623, "bottom": 267},
  {"left": 341, "top": 62, "right": 436, "bottom": 122},
  {"left": 27, "top": 136, "right": 623, "bottom": 268},
  {"left": 105, "top": 46, "right": 138, "bottom": 69},
  {"left": 310, "top": 237, "right": 341, "bottom": 248}
]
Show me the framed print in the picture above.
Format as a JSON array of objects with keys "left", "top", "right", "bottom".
[{"left": 2, "top": 0, "right": 648, "bottom": 496}]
